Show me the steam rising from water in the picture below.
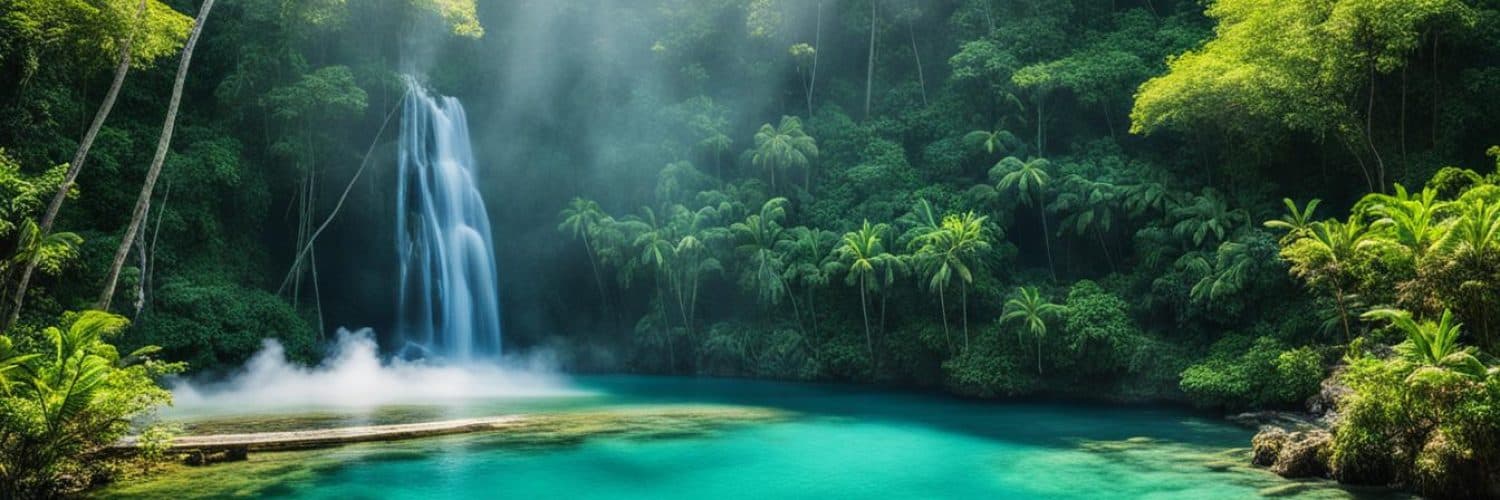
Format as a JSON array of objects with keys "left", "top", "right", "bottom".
[{"left": 170, "top": 329, "right": 580, "bottom": 411}]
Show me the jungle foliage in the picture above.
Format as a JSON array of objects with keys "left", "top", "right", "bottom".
[{"left": 0, "top": 0, "right": 1498, "bottom": 496}]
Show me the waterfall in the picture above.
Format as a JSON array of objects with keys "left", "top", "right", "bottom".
[{"left": 395, "top": 77, "right": 502, "bottom": 360}]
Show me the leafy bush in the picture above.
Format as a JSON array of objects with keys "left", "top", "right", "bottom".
[
  {"left": 942, "top": 330, "right": 1035, "bottom": 398},
  {"left": 1060, "top": 280, "right": 1139, "bottom": 374},
  {"left": 128, "top": 280, "right": 316, "bottom": 372},
  {"left": 1333, "top": 357, "right": 1500, "bottom": 496},
  {"left": 1179, "top": 335, "right": 1324, "bottom": 410},
  {"left": 0, "top": 311, "right": 179, "bottom": 498}
]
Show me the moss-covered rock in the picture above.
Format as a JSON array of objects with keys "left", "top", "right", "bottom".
[
  {"left": 1251, "top": 427, "right": 1288, "bottom": 467},
  {"left": 1271, "top": 430, "right": 1331, "bottom": 478}
]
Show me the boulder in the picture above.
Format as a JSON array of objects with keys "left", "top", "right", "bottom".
[
  {"left": 1251, "top": 427, "right": 1288, "bottom": 467},
  {"left": 1251, "top": 426, "right": 1332, "bottom": 478},
  {"left": 1271, "top": 430, "right": 1332, "bottom": 478}
]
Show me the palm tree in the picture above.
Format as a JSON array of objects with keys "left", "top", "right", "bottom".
[
  {"left": 750, "top": 117, "right": 819, "bottom": 193},
  {"left": 963, "top": 128, "right": 1022, "bottom": 158},
  {"left": 731, "top": 198, "right": 799, "bottom": 327},
  {"left": 1435, "top": 198, "right": 1500, "bottom": 258},
  {"left": 558, "top": 198, "right": 610, "bottom": 311},
  {"left": 668, "top": 205, "right": 726, "bottom": 337},
  {"left": 912, "top": 212, "right": 992, "bottom": 350},
  {"left": 624, "top": 207, "right": 681, "bottom": 369},
  {"left": 1000, "top": 286, "right": 1066, "bottom": 374},
  {"left": 992, "top": 156, "right": 1055, "bottom": 280},
  {"left": 1264, "top": 198, "right": 1322, "bottom": 243},
  {"left": 1362, "top": 309, "right": 1487, "bottom": 381},
  {"left": 1050, "top": 174, "right": 1120, "bottom": 271},
  {"left": 833, "top": 221, "right": 899, "bottom": 360},
  {"left": 1284, "top": 217, "right": 1374, "bottom": 342},
  {"left": 1363, "top": 185, "right": 1449, "bottom": 259},
  {"left": 3, "top": 221, "right": 84, "bottom": 328},
  {"left": 1170, "top": 189, "right": 1248, "bottom": 248},
  {"left": 780, "top": 226, "right": 835, "bottom": 339}
]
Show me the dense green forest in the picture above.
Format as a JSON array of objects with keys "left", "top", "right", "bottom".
[{"left": 1, "top": 0, "right": 1499, "bottom": 497}]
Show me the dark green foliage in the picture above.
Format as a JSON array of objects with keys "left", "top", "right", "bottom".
[
  {"left": 941, "top": 329, "right": 1035, "bottom": 398},
  {"left": 1059, "top": 280, "right": 1138, "bottom": 374},
  {"left": 129, "top": 280, "right": 316, "bottom": 371},
  {"left": 0, "top": 0, "right": 1497, "bottom": 493},
  {"left": 1179, "top": 335, "right": 1325, "bottom": 410}
]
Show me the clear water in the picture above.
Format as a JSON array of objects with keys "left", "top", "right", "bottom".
[{"left": 103, "top": 376, "right": 1397, "bottom": 499}]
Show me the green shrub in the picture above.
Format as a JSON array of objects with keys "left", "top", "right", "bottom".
[
  {"left": 1332, "top": 355, "right": 1500, "bottom": 496},
  {"left": 0, "top": 311, "right": 180, "bottom": 498},
  {"left": 129, "top": 280, "right": 316, "bottom": 372},
  {"left": 942, "top": 330, "right": 1035, "bottom": 398},
  {"left": 1179, "top": 335, "right": 1325, "bottom": 410}
]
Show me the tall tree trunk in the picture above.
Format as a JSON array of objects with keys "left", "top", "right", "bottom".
[
  {"left": 145, "top": 180, "right": 171, "bottom": 313},
  {"left": 938, "top": 284, "right": 951, "bottom": 352},
  {"left": 907, "top": 9, "right": 927, "bottom": 107},
  {"left": 98, "top": 0, "right": 217, "bottom": 311},
  {"left": 1035, "top": 94, "right": 1046, "bottom": 155},
  {"left": 1364, "top": 64, "right": 1386, "bottom": 192},
  {"left": 961, "top": 281, "right": 969, "bottom": 350},
  {"left": 806, "top": 0, "right": 821, "bottom": 117},
  {"left": 1431, "top": 32, "right": 1439, "bottom": 148},
  {"left": 6, "top": 0, "right": 145, "bottom": 329},
  {"left": 1096, "top": 226, "right": 1116, "bottom": 273},
  {"left": 1036, "top": 333, "right": 1044, "bottom": 374},
  {"left": 584, "top": 237, "right": 609, "bottom": 314},
  {"left": 1039, "top": 207, "right": 1057, "bottom": 282},
  {"left": 860, "top": 276, "right": 873, "bottom": 363},
  {"left": 864, "top": 0, "right": 877, "bottom": 119},
  {"left": 1400, "top": 63, "right": 1408, "bottom": 178}
]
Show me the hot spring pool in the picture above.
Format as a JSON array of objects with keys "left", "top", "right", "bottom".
[{"left": 98, "top": 376, "right": 1400, "bottom": 499}]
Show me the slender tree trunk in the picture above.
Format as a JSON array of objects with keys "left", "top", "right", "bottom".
[
  {"left": 880, "top": 289, "right": 888, "bottom": 335},
  {"left": 98, "top": 0, "right": 217, "bottom": 311},
  {"left": 1364, "top": 64, "right": 1386, "bottom": 192},
  {"left": 781, "top": 274, "right": 804, "bottom": 334},
  {"left": 807, "top": 1, "right": 821, "bottom": 117},
  {"left": 860, "top": 276, "right": 873, "bottom": 362},
  {"left": 1102, "top": 102, "right": 1118, "bottom": 141},
  {"left": 907, "top": 11, "right": 927, "bottom": 107},
  {"left": 1337, "top": 131, "right": 1376, "bottom": 193},
  {"left": 6, "top": 0, "right": 145, "bottom": 328},
  {"left": 1400, "top": 63, "right": 1408, "bottom": 178},
  {"left": 1431, "top": 32, "right": 1439, "bottom": 148},
  {"left": 1334, "top": 280, "right": 1352, "bottom": 344},
  {"left": 584, "top": 237, "right": 609, "bottom": 314},
  {"left": 657, "top": 281, "right": 676, "bottom": 373},
  {"left": 145, "top": 179, "right": 171, "bottom": 313},
  {"left": 865, "top": 0, "right": 877, "bottom": 119},
  {"left": 276, "top": 89, "right": 410, "bottom": 296},
  {"left": 938, "top": 284, "right": 952, "bottom": 352},
  {"left": 1036, "top": 333, "right": 1044, "bottom": 374},
  {"left": 1035, "top": 95, "right": 1046, "bottom": 155},
  {"left": 961, "top": 281, "right": 969, "bottom": 350},
  {"left": 807, "top": 285, "right": 818, "bottom": 338},
  {"left": 132, "top": 215, "right": 147, "bottom": 318},
  {"left": 1096, "top": 226, "right": 1115, "bottom": 273},
  {"left": 1039, "top": 207, "right": 1057, "bottom": 281}
]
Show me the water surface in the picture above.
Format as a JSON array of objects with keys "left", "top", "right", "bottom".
[{"left": 103, "top": 376, "right": 1398, "bottom": 499}]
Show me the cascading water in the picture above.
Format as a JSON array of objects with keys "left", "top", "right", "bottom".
[{"left": 395, "top": 77, "right": 503, "bottom": 360}]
